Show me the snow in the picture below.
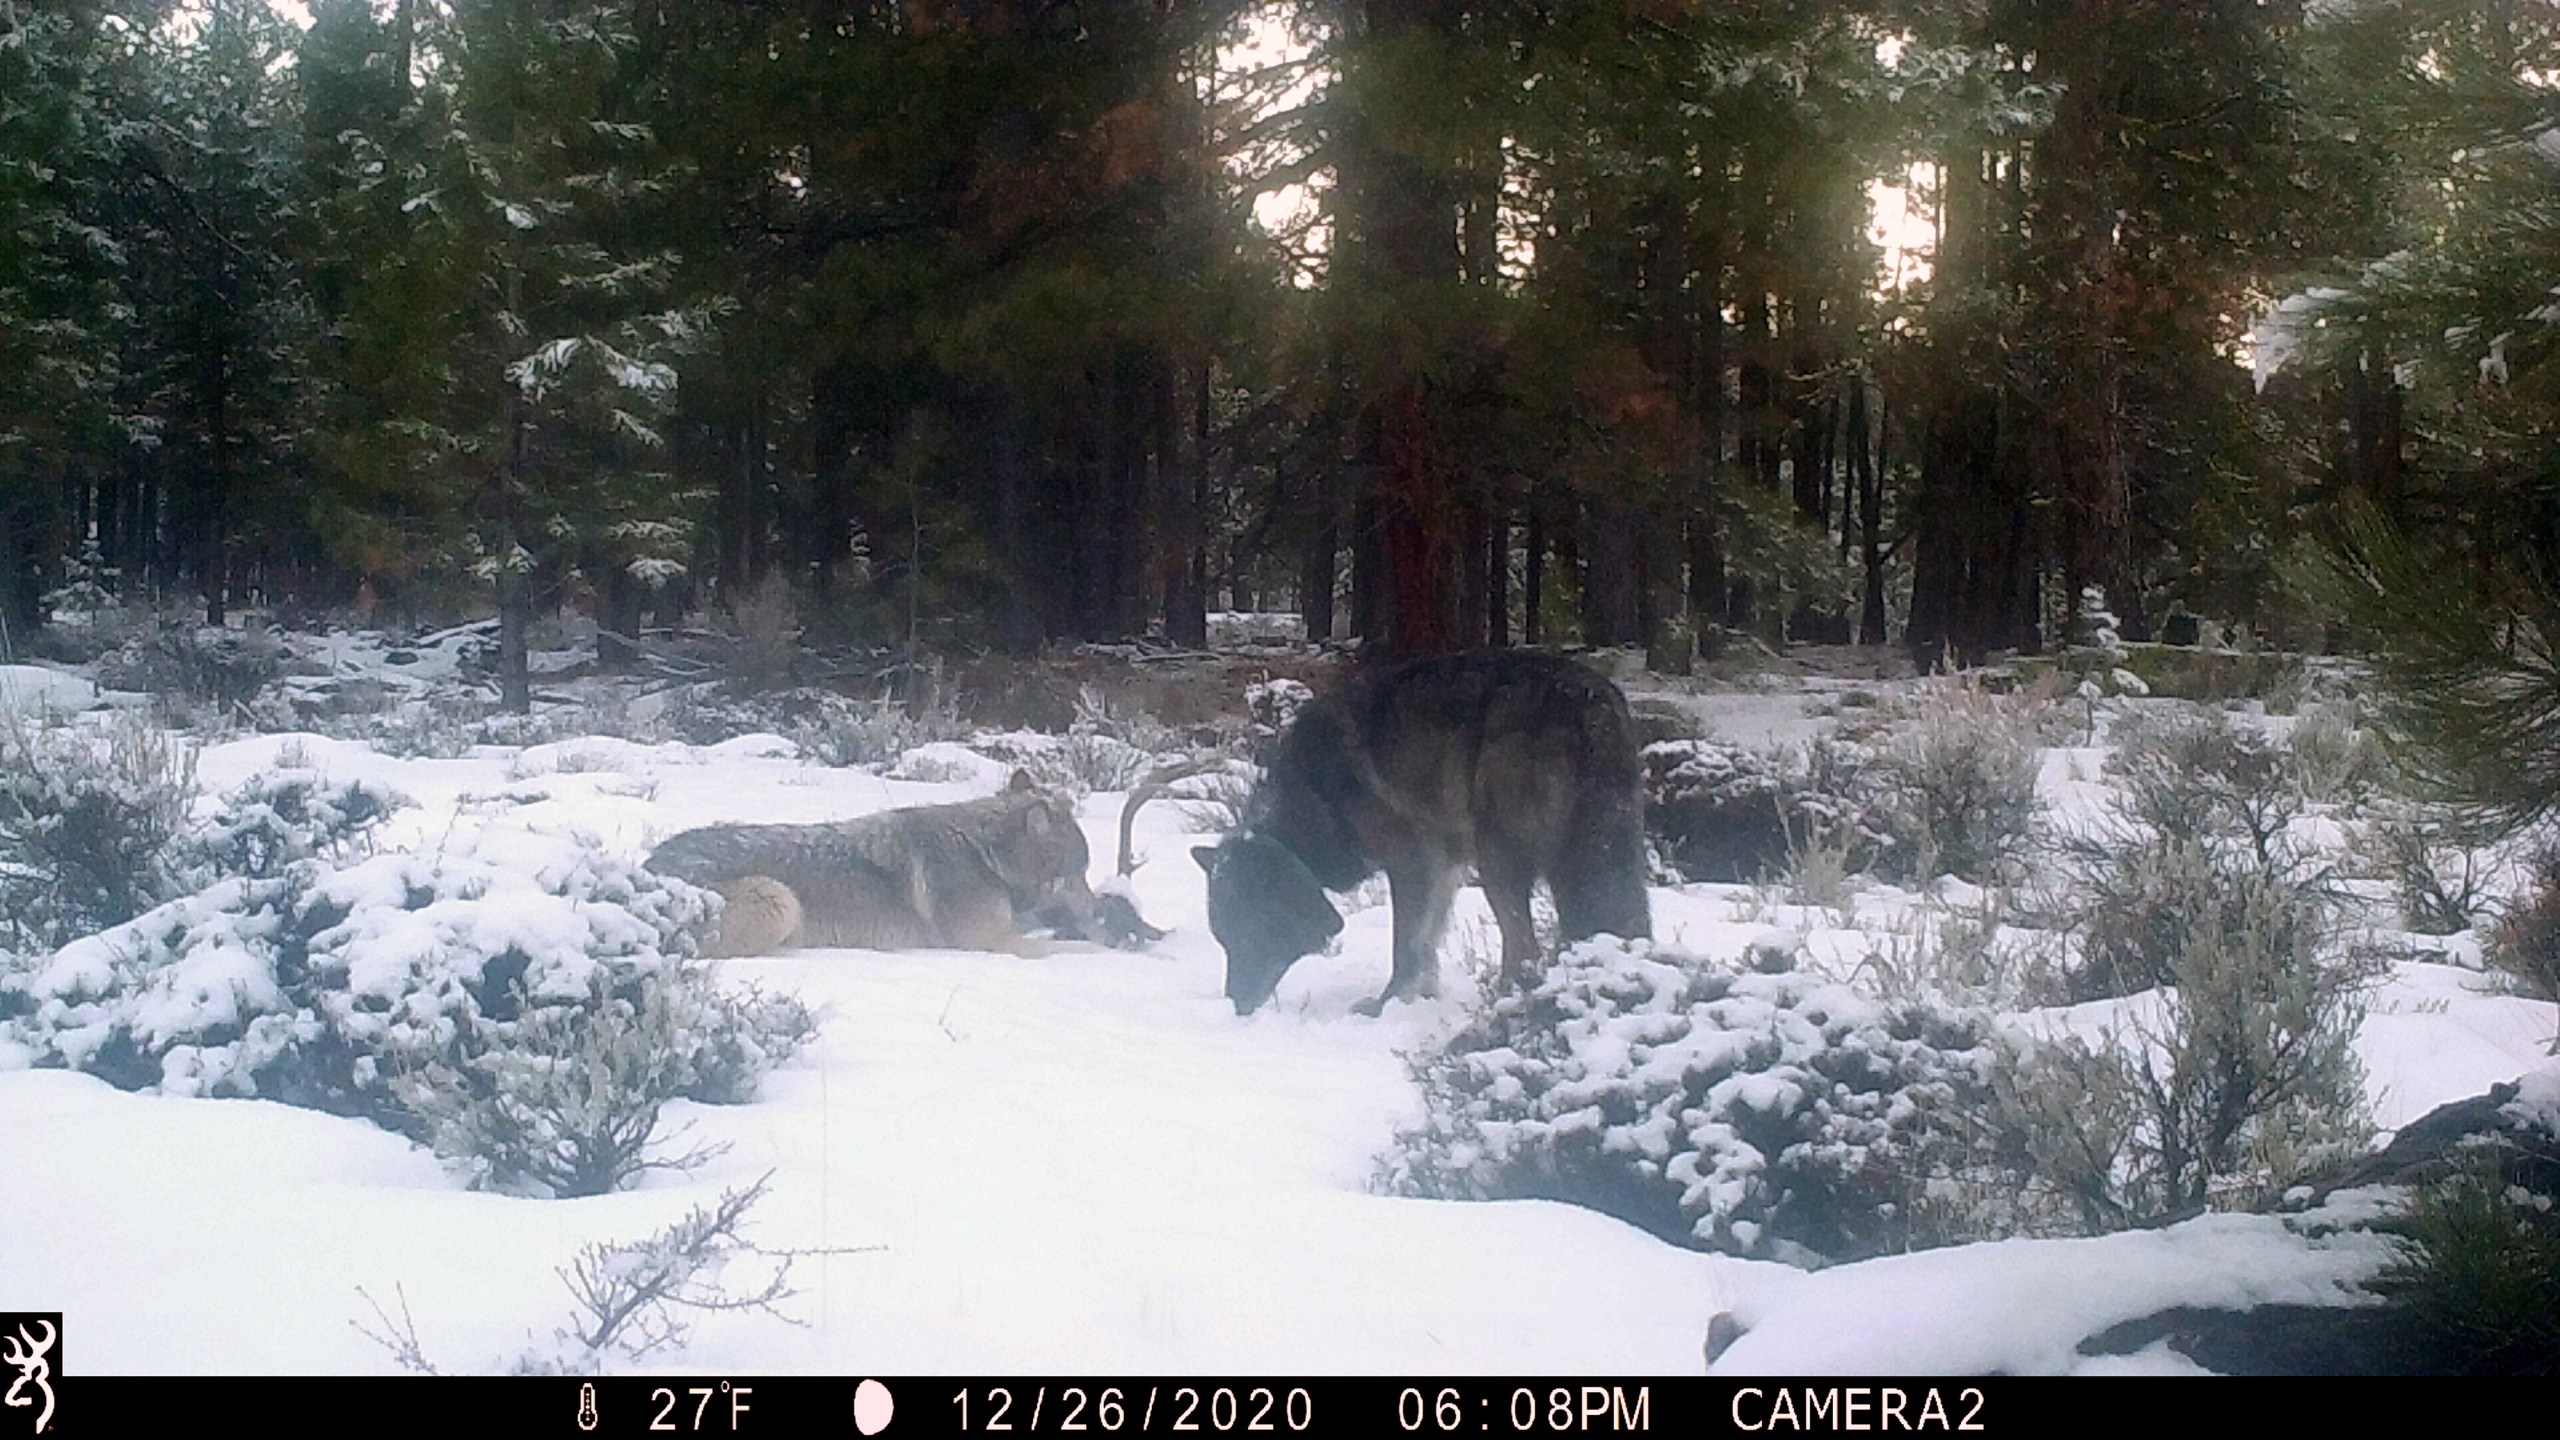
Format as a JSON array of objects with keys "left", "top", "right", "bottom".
[
  {"left": 0, "top": 664, "right": 102, "bottom": 715},
  {"left": 2249, "top": 286, "right": 2353, "bottom": 393},
  {"left": 1, "top": 670, "right": 2555, "bottom": 1375},
  {"left": 1711, "top": 1207, "right": 2400, "bottom": 1376},
  {"left": 2505, "top": 1061, "right": 2560, "bottom": 1139}
]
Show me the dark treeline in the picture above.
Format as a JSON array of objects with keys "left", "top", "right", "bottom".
[{"left": 3, "top": 0, "right": 2554, "bottom": 699}]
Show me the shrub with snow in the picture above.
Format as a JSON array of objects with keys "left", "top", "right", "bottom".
[
  {"left": 2487, "top": 849, "right": 2560, "bottom": 1032},
  {"left": 2105, "top": 706, "right": 2303, "bottom": 868},
  {"left": 1382, "top": 936, "right": 2010, "bottom": 1263},
  {"left": 2060, "top": 705, "right": 2341, "bottom": 1001},
  {"left": 96, "top": 617, "right": 288, "bottom": 711},
  {"left": 789, "top": 692, "right": 975, "bottom": 769},
  {"left": 2358, "top": 811, "right": 2495, "bottom": 939},
  {"left": 393, "top": 974, "right": 725, "bottom": 1198},
  {"left": 1642, "top": 738, "right": 1894, "bottom": 885},
  {"left": 1862, "top": 684, "right": 2045, "bottom": 883},
  {"left": 2059, "top": 835, "right": 2337, "bottom": 1003},
  {"left": 171, "top": 766, "right": 408, "bottom": 887},
  {"left": 1997, "top": 876, "right": 2373, "bottom": 1231},
  {"left": 2287, "top": 700, "right": 2388, "bottom": 806},
  {"left": 0, "top": 830, "right": 811, "bottom": 1195},
  {"left": 1245, "top": 677, "right": 1314, "bottom": 738},
  {"left": 0, "top": 711, "right": 198, "bottom": 954}
]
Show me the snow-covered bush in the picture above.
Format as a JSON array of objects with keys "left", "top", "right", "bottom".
[
  {"left": 969, "top": 720, "right": 1181, "bottom": 797},
  {"left": 1017, "top": 686, "right": 1189, "bottom": 794},
  {"left": 1053, "top": 730, "right": 1158, "bottom": 793},
  {"left": 33, "top": 547, "right": 143, "bottom": 663},
  {"left": 2372, "top": 1073, "right": 2560, "bottom": 1373},
  {"left": 535, "top": 1175, "right": 801, "bottom": 1370},
  {"left": 679, "top": 985, "right": 820, "bottom": 1106},
  {"left": 1857, "top": 892, "right": 2056, "bottom": 1010},
  {"left": 1996, "top": 876, "right": 2373, "bottom": 1231},
  {"left": 2071, "top": 586, "right": 2150, "bottom": 739},
  {"left": 1865, "top": 685, "right": 2045, "bottom": 883},
  {"left": 2487, "top": 849, "right": 2560, "bottom": 1024},
  {"left": 392, "top": 973, "right": 726, "bottom": 1197},
  {"left": 1245, "top": 677, "right": 1314, "bottom": 739},
  {"left": 169, "top": 767, "right": 407, "bottom": 887},
  {"left": 0, "top": 711, "right": 198, "bottom": 953},
  {"left": 1642, "top": 738, "right": 1893, "bottom": 885},
  {"left": 97, "top": 617, "right": 288, "bottom": 711},
  {"left": 1382, "top": 936, "right": 2010, "bottom": 1262},
  {"left": 1643, "top": 740, "right": 1791, "bottom": 883},
  {"left": 2060, "top": 705, "right": 2346, "bottom": 1001},
  {"left": 2106, "top": 706, "right": 2302, "bottom": 868},
  {"left": 2059, "top": 835, "right": 2337, "bottom": 1002},
  {"left": 2287, "top": 700, "right": 2388, "bottom": 806},
  {"left": 2360, "top": 813, "right": 2495, "bottom": 938},
  {"left": 358, "top": 1175, "right": 804, "bottom": 1374},
  {"left": 0, "top": 832, "right": 811, "bottom": 1194},
  {"left": 348, "top": 689, "right": 598, "bottom": 760},
  {"left": 787, "top": 692, "right": 972, "bottom": 769}
]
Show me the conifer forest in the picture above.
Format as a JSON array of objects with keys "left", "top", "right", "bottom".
[
  {"left": 6, "top": 0, "right": 2560, "bottom": 1382},
  {"left": 3, "top": 0, "right": 2549, "bottom": 687}
]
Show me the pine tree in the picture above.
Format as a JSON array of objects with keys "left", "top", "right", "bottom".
[{"left": 2292, "top": 1, "right": 2560, "bottom": 830}]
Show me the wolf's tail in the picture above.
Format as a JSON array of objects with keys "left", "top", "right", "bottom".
[{"left": 703, "top": 875, "right": 804, "bottom": 957}]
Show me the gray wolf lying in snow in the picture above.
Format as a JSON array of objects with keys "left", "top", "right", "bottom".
[
  {"left": 647, "top": 772, "right": 1099, "bottom": 956},
  {"left": 1177, "top": 649, "right": 1651, "bottom": 1015}
]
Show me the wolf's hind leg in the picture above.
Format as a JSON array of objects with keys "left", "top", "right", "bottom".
[
  {"left": 942, "top": 883, "right": 1041, "bottom": 954},
  {"left": 1478, "top": 853, "right": 1543, "bottom": 990},
  {"left": 1552, "top": 784, "right": 1651, "bottom": 944}
]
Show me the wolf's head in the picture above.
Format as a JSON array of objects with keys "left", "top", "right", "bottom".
[
  {"left": 1194, "top": 831, "right": 1343, "bottom": 1015},
  {"left": 990, "top": 770, "right": 1100, "bottom": 937}
]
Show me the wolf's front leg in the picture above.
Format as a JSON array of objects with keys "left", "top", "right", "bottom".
[{"left": 1357, "top": 862, "right": 1458, "bottom": 1016}]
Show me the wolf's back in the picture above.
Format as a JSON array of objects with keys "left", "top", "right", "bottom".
[
  {"left": 646, "top": 821, "right": 884, "bottom": 896},
  {"left": 1265, "top": 649, "right": 1648, "bottom": 936},
  {"left": 644, "top": 782, "right": 1094, "bottom": 953}
]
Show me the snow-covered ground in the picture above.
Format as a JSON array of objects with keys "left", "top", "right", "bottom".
[{"left": 2, "top": 655, "right": 2554, "bottom": 1376}]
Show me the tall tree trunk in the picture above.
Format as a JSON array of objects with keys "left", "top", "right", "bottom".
[
  {"left": 1301, "top": 469, "right": 1338, "bottom": 645},
  {"left": 1580, "top": 494, "right": 1641, "bottom": 646},
  {"left": 1688, "top": 208, "right": 1727, "bottom": 633},
  {"left": 1522, "top": 494, "right": 1544, "bottom": 646},
  {"left": 2047, "top": 4, "right": 2141, "bottom": 639},
  {"left": 497, "top": 386, "right": 533, "bottom": 715},
  {"left": 1641, "top": 190, "right": 1690, "bottom": 665},
  {"left": 1855, "top": 376, "right": 1888, "bottom": 646},
  {"left": 1339, "top": 0, "right": 1466, "bottom": 664}
]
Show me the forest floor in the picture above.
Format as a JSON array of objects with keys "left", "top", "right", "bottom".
[{"left": 0, "top": 616, "right": 2551, "bottom": 1375}]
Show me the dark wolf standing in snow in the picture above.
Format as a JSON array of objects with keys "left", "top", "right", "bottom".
[
  {"left": 1179, "top": 650, "right": 1651, "bottom": 1015},
  {"left": 647, "top": 771, "right": 1099, "bottom": 956}
]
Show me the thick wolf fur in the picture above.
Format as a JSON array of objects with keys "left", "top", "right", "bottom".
[
  {"left": 648, "top": 773, "right": 1097, "bottom": 957},
  {"left": 1194, "top": 650, "right": 1651, "bottom": 1015}
]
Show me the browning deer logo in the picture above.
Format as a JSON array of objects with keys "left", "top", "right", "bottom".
[{"left": 1, "top": 1316, "right": 57, "bottom": 1436}]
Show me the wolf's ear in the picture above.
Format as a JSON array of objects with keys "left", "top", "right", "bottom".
[
  {"left": 1192, "top": 845, "right": 1219, "bottom": 873},
  {"left": 1009, "top": 769, "right": 1036, "bottom": 792}
]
